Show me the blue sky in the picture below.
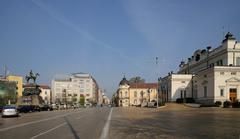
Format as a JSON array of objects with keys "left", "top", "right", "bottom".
[{"left": 1, "top": 0, "right": 240, "bottom": 97}]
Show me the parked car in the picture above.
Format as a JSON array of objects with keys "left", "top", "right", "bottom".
[
  {"left": 51, "top": 104, "right": 58, "bottom": 110},
  {"left": 2, "top": 106, "right": 19, "bottom": 118},
  {"left": 18, "top": 105, "right": 32, "bottom": 113},
  {"left": 0, "top": 106, "right": 3, "bottom": 113},
  {"left": 40, "top": 104, "right": 53, "bottom": 111}
]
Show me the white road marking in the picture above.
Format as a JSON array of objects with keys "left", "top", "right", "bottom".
[
  {"left": 100, "top": 108, "right": 113, "bottom": 139},
  {"left": 30, "top": 122, "right": 67, "bottom": 139},
  {"left": 0, "top": 110, "right": 82, "bottom": 132}
]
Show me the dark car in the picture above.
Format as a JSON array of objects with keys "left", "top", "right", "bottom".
[
  {"left": 17, "top": 105, "right": 39, "bottom": 113},
  {"left": 40, "top": 104, "right": 53, "bottom": 111}
]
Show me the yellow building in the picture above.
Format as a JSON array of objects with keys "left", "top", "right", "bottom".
[
  {"left": 7, "top": 75, "right": 23, "bottom": 97},
  {"left": 117, "top": 77, "right": 158, "bottom": 107}
]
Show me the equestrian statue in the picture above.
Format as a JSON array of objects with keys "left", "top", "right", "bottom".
[{"left": 25, "top": 70, "right": 40, "bottom": 84}]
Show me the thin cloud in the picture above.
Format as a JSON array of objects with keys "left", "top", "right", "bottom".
[{"left": 31, "top": 0, "right": 138, "bottom": 66}]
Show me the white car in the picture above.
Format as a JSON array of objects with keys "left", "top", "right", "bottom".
[{"left": 2, "top": 106, "right": 19, "bottom": 118}]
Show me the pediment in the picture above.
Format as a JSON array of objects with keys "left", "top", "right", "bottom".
[{"left": 225, "top": 77, "right": 240, "bottom": 83}]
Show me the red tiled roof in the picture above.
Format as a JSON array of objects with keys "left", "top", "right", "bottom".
[{"left": 129, "top": 83, "right": 157, "bottom": 89}]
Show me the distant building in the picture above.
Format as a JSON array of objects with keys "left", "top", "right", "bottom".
[
  {"left": 116, "top": 76, "right": 157, "bottom": 107},
  {"left": 39, "top": 85, "right": 51, "bottom": 104},
  {"left": 51, "top": 73, "right": 99, "bottom": 105},
  {"left": 98, "top": 89, "right": 103, "bottom": 104},
  {"left": 0, "top": 79, "right": 17, "bottom": 105},
  {"left": 7, "top": 75, "right": 23, "bottom": 97},
  {"left": 159, "top": 32, "right": 240, "bottom": 105},
  {"left": 102, "top": 93, "right": 110, "bottom": 104}
]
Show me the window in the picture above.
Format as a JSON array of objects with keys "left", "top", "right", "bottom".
[
  {"left": 180, "top": 90, "right": 183, "bottom": 98},
  {"left": 80, "top": 89, "right": 84, "bottom": 92},
  {"left": 236, "top": 57, "right": 240, "bottom": 66},
  {"left": 184, "top": 90, "right": 186, "bottom": 98},
  {"left": 45, "top": 91, "right": 47, "bottom": 95},
  {"left": 125, "top": 91, "right": 128, "bottom": 97},
  {"left": 220, "top": 72, "right": 224, "bottom": 75},
  {"left": 204, "top": 86, "right": 207, "bottom": 97},
  {"left": 181, "top": 81, "right": 185, "bottom": 83},
  {"left": 220, "top": 89, "right": 224, "bottom": 96},
  {"left": 134, "top": 91, "right": 137, "bottom": 97},
  {"left": 231, "top": 72, "right": 236, "bottom": 75},
  {"left": 195, "top": 54, "right": 200, "bottom": 61}
]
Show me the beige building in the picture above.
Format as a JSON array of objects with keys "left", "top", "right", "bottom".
[
  {"left": 7, "top": 75, "right": 23, "bottom": 97},
  {"left": 51, "top": 73, "right": 99, "bottom": 105},
  {"left": 117, "top": 77, "right": 157, "bottom": 107},
  {"left": 39, "top": 85, "right": 51, "bottom": 104},
  {"left": 159, "top": 32, "right": 240, "bottom": 105}
]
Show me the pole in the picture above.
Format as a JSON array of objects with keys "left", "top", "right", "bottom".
[{"left": 156, "top": 57, "right": 159, "bottom": 108}]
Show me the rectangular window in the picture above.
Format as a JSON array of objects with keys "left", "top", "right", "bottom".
[
  {"left": 220, "top": 72, "right": 224, "bottom": 75},
  {"left": 220, "top": 89, "right": 224, "bottom": 96},
  {"left": 236, "top": 57, "right": 240, "bottom": 66},
  {"left": 231, "top": 72, "right": 236, "bottom": 75},
  {"left": 204, "top": 86, "right": 207, "bottom": 97}
]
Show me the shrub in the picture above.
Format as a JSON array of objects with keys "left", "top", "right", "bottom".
[
  {"left": 223, "top": 101, "right": 231, "bottom": 108},
  {"left": 232, "top": 101, "right": 240, "bottom": 108},
  {"left": 176, "top": 98, "right": 183, "bottom": 103},
  {"left": 215, "top": 101, "right": 222, "bottom": 107},
  {"left": 185, "top": 97, "right": 195, "bottom": 103}
]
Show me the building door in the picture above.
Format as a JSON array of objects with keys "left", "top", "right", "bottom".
[{"left": 229, "top": 88, "right": 237, "bottom": 102}]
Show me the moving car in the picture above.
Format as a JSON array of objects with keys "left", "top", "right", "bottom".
[{"left": 2, "top": 106, "right": 19, "bottom": 118}]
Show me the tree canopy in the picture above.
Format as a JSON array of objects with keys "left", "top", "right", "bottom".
[{"left": 128, "top": 76, "right": 145, "bottom": 84}]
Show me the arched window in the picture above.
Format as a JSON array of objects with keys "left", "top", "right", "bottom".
[
  {"left": 195, "top": 54, "right": 200, "bottom": 61},
  {"left": 134, "top": 91, "right": 137, "bottom": 97}
]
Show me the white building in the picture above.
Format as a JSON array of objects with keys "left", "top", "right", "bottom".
[
  {"left": 39, "top": 85, "right": 51, "bottom": 104},
  {"left": 160, "top": 32, "right": 240, "bottom": 105},
  {"left": 159, "top": 74, "right": 193, "bottom": 102},
  {"left": 51, "top": 73, "right": 99, "bottom": 105}
]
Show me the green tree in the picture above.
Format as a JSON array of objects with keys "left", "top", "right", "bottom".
[
  {"left": 79, "top": 96, "right": 85, "bottom": 106},
  {"left": 129, "top": 76, "right": 145, "bottom": 84}
]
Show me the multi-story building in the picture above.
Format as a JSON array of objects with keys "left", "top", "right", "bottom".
[
  {"left": 39, "top": 85, "right": 51, "bottom": 104},
  {"left": 117, "top": 76, "right": 157, "bottom": 107},
  {"left": 159, "top": 32, "right": 240, "bottom": 105},
  {"left": 51, "top": 73, "right": 99, "bottom": 105},
  {"left": 7, "top": 75, "right": 23, "bottom": 97},
  {"left": 0, "top": 78, "right": 17, "bottom": 105}
]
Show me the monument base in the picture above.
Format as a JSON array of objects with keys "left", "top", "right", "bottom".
[{"left": 17, "top": 95, "right": 44, "bottom": 105}]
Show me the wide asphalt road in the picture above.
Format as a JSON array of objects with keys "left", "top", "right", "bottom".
[
  {"left": 0, "top": 107, "right": 112, "bottom": 139},
  {"left": 1, "top": 104, "right": 240, "bottom": 139}
]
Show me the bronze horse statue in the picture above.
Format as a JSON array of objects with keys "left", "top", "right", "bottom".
[{"left": 25, "top": 70, "right": 40, "bottom": 83}]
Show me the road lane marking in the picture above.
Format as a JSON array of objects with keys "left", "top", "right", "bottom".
[
  {"left": 100, "top": 108, "right": 113, "bottom": 139},
  {"left": 30, "top": 122, "right": 67, "bottom": 139},
  {"left": 0, "top": 110, "right": 82, "bottom": 132}
]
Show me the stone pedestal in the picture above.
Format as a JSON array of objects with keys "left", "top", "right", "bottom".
[{"left": 17, "top": 83, "right": 44, "bottom": 105}]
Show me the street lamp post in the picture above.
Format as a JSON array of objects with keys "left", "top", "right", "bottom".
[{"left": 156, "top": 57, "right": 159, "bottom": 108}]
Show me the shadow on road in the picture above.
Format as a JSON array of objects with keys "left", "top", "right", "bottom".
[{"left": 64, "top": 116, "right": 80, "bottom": 139}]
